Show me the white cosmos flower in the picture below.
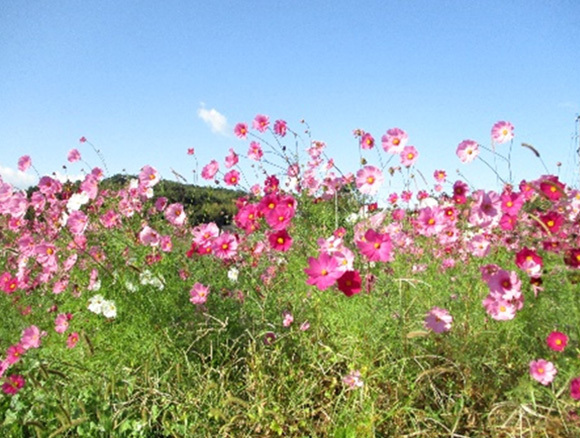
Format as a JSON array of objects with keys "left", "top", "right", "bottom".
[
  {"left": 227, "top": 267, "right": 239, "bottom": 282},
  {"left": 88, "top": 294, "right": 105, "bottom": 314},
  {"left": 66, "top": 192, "right": 90, "bottom": 212},
  {"left": 101, "top": 300, "right": 117, "bottom": 318}
]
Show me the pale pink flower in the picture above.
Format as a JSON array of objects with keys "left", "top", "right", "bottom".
[
  {"left": 282, "top": 311, "right": 294, "bottom": 327},
  {"left": 189, "top": 282, "right": 210, "bottom": 305},
  {"left": 356, "top": 165, "right": 384, "bottom": 195},
  {"left": 424, "top": 307, "right": 453, "bottom": 333},
  {"left": 201, "top": 160, "right": 219, "bottom": 180},
  {"left": 67, "top": 210, "right": 89, "bottom": 235},
  {"left": 248, "top": 141, "right": 263, "bottom": 161},
  {"left": 20, "top": 325, "right": 44, "bottom": 350},
  {"left": 55, "top": 313, "right": 72, "bottom": 334},
  {"left": 225, "top": 148, "right": 239, "bottom": 168},
  {"left": 67, "top": 148, "right": 81, "bottom": 163},
  {"left": 139, "top": 225, "right": 160, "bottom": 247},
  {"left": 381, "top": 128, "right": 408, "bottom": 154},
  {"left": 66, "top": 332, "right": 79, "bottom": 348},
  {"left": 253, "top": 114, "right": 270, "bottom": 132},
  {"left": 529, "top": 359, "right": 556, "bottom": 386},
  {"left": 18, "top": 155, "right": 31, "bottom": 172},
  {"left": 165, "top": 203, "right": 187, "bottom": 226},
  {"left": 456, "top": 140, "right": 479, "bottom": 163},
  {"left": 360, "top": 132, "right": 375, "bottom": 150},
  {"left": 491, "top": 121, "right": 514, "bottom": 144},
  {"left": 400, "top": 146, "right": 419, "bottom": 167},
  {"left": 343, "top": 370, "right": 364, "bottom": 389},
  {"left": 139, "top": 165, "right": 160, "bottom": 187}
]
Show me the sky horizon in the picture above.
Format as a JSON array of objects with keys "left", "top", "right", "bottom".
[{"left": 1, "top": 1, "right": 579, "bottom": 198}]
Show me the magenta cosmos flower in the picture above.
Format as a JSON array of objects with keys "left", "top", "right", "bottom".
[
  {"left": 234, "top": 122, "right": 248, "bottom": 139},
  {"left": 424, "top": 307, "right": 453, "bottom": 333},
  {"left": 546, "top": 331, "right": 568, "bottom": 352},
  {"left": 356, "top": 229, "right": 393, "bottom": 262},
  {"left": 355, "top": 165, "right": 384, "bottom": 195},
  {"left": 268, "top": 229, "right": 293, "bottom": 252},
  {"left": 529, "top": 359, "right": 557, "bottom": 386},
  {"left": 456, "top": 140, "right": 479, "bottom": 163},
  {"left": 2, "top": 375, "right": 25, "bottom": 396},
  {"left": 224, "top": 169, "right": 240, "bottom": 186},
  {"left": 304, "top": 252, "right": 343, "bottom": 291},
  {"left": 491, "top": 121, "right": 514, "bottom": 144},
  {"left": 571, "top": 377, "right": 580, "bottom": 400}
]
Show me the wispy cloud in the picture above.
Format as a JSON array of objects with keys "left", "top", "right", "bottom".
[
  {"left": 0, "top": 164, "right": 37, "bottom": 189},
  {"left": 197, "top": 103, "right": 228, "bottom": 135}
]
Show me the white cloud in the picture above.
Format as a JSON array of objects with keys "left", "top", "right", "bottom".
[
  {"left": 197, "top": 104, "right": 228, "bottom": 134},
  {"left": 0, "top": 164, "right": 37, "bottom": 189}
]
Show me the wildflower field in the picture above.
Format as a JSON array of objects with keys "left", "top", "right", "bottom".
[{"left": 1, "top": 116, "right": 580, "bottom": 437}]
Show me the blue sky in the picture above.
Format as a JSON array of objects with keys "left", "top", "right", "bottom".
[{"left": 1, "top": 0, "right": 579, "bottom": 197}]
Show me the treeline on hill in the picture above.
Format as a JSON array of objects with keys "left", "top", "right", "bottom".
[
  {"left": 103, "top": 174, "right": 245, "bottom": 227},
  {"left": 27, "top": 174, "right": 245, "bottom": 227}
]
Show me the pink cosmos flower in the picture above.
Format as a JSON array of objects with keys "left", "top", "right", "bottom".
[
  {"left": 187, "top": 148, "right": 195, "bottom": 155},
  {"left": 343, "top": 370, "right": 364, "bottom": 389},
  {"left": 100, "top": 210, "right": 121, "bottom": 229},
  {"left": 6, "top": 344, "right": 25, "bottom": 365},
  {"left": 253, "top": 114, "right": 270, "bottom": 132},
  {"left": 571, "top": 377, "right": 580, "bottom": 400},
  {"left": 456, "top": 140, "right": 479, "bottom": 163},
  {"left": 165, "top": 203, "right": 187, "bottom": 226},
  {"left": 212, "top": 233, "right": 238, "bottom": 260},
  {"left": 268, "top": 229, "right": 293, "bottom": 252},
  {"left": 190, "top": 282, "right": 210, "bottom": 305},
  {"left": 139, "top": 165, "right": 160, "bottom": 188},
  {"left": 155, "top": 197, "right": 168, "bottom": 212},
  {"left": 18, "top": 155, "right": 32, "bottom": 172},
  {"left": 282, "top": 311, "right": 293, "bottom": 327},
  {"left": 515, "top": 247, "right": 543, "bottom": 277},
  {"left": 67, "top": 148, "right": 81, "bottom": 163},
  {"left": 67, "top": 210, "right": 89, "bottom": 235},
  {"left": 201, "top": 160, "right": 219, "bottom": 180},
  {"left": 304, "top": 252, "right": 343, "bottom": 291},
  {"left": 400, "top": 146, "right": 419, "bottom": 167},
  {"left": 139, "top": 225, "right": 160, "bottom": 247},
  {"left": 0, "top": 360, "right": 7, "bottom": 378},
  {"left": 224, "top": 169, "right": 240, "bottom": 186},
  {"left": 434, "top": 170, "right": 447, "bottom": 182},
  {"left": 491, "top": 121, "right": 514, "bottom": 144},
  {"left": 2, "top": 374, "right": 25, "bottom": 396},
  {"left": 546, "top": 331, "right": 568, "bottom": 352},
  {"left": 356, "top": 165, "right": 384, "bottom": 195},
  {"left": 234, "top": 122, "right": 248, "bottom": 139},
  {"left": 356, "top": 229, "right": 393, "bottom": 262},
  {"left": 381, "top": 128, "right": 408, "bottom": 154},
  {"left": 248, "top": 141, "right": 263, "bottom": 161},
  {"left": 67, "top": 332, "right": 79, "bottom": 348},
  {"left": 225, "top": 148, "right": 239, "bottom": 168},
  {"left": 79, "top": 136, "right": 87, "bottom": 143},
  {"left": 55, "top": 313, "right": 72, "bottom": 334},
  {"left": 529, "top": 359, "right": 557, "bottom": 386},
  {"left": 273, "top": 119, "right": 287, "bottom": 137},
  {"left": 20, "top": 325, "right": 44, "bottom": 350},
  {"left": 500, "top": 191, "right": 524, "bottom": 215},
  {"left": 360, "top": 132, "right": 375, "bottom": 150},
  {"left": 538, "top": 176, "right": 565, "bottom": 201},
  {"left": 424, "top": 307, "right": 453, "bottom": 333}
]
